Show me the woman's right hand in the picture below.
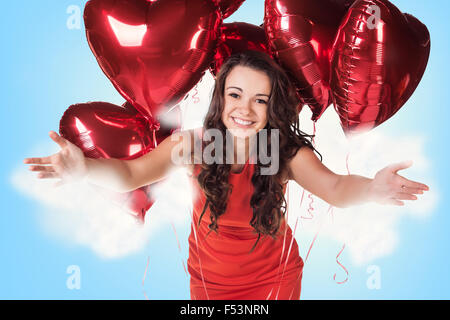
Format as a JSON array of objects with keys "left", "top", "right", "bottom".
[{"left": 23, "top": 131, "right": 88, "bottom": 187}]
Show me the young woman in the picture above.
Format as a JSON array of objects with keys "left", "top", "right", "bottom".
[{"left": 23, "top": 50, "right": 429, "bottom": 300}]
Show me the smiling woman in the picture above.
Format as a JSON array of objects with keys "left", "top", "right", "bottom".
[{"left": 186, "top": 50, "right": 321, "bottom": 299}]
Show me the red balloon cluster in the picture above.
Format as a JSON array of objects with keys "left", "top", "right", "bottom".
[
  {"left": 265, "top": 0, "right": 429, "bottom": 134},
  {"left": 59, "top": 0, "right": 429, "bottom": 222}
]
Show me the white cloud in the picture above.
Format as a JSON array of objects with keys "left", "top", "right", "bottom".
[{"left": 12, "top": 160, "right": 194, "bottom": 259}]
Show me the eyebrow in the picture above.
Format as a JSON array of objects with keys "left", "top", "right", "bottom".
[{"left": 226, "top": 86, "right": 270, "bottom": 97}]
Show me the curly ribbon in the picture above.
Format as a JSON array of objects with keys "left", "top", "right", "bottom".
[
  {"left": 192, "top": 84, "right": 200, "bottom": 104},
  {"left": 300, "top": 122, "right": 317, "bottom": 220},
  {"left": 333, "top": 244, "right": 349, "bottom": 284},
  {"left": 288, "top": 204, "right": 333, "bottom": 300},
  {"left": 330, "top": 150, "right": 352, "bottom": 284},
  {"left": 301, "top": 193, "right": 315, "bottom": 220},
  {"left": 288, "top": 121, "right": 321, "bottom": 299}
]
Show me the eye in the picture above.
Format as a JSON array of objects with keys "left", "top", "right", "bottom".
[
  {"left": 229, "top": 93, "right": 240, "bottom": 99},
  {"left": 256, "top": 99, "right": 268, "bottom": 105}
]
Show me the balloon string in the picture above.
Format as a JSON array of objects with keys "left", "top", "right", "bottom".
[
  {"left": 288, "top": 204, "right": 332, "bottom": 299},
  {"left": 288, "top": 121, "right": 319, "bottom": 299},
  {"left": 177, "top": 103, "right": 182, "bottom": 131},
  {"left": 331, "top": 150, "right": 352, "bottom": 284},
  {"left": 142, "top": 256, "right": 150, "bottom": 300},
  {"left": 345, "top": 150, "right": 351, "bottom": 175},
  {"left": 304, "top": 207, "right": 328, "bottom": 263},
  {"left": 265, "top": 287, "right": 274, "bottom": 300},
  {"left": 299, "top": 189, "right": 305, "bottom": 208},
  {"left": 311, "top": 121, "right": 317, "bottom": 145},
  {"left": 153, "top": 129, "right": 157, "bottom": 149},
  {"left": 301, "top": 121, "right": 317, "bottom": 220},
  {"left": 170, "top": 220, "right": 189, "bottom": 278},
  {"left": 273, "top": 183, "right": 292, "bottom": 299},
  {"left": 276, "top": 216, "right": 299, "bottom": 300},
  {"left": 333, "top": 244, "right": 349, "bottom": 284}
]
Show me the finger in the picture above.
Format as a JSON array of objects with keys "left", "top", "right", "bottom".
[
  {"left": 36, "top": 172, "right": 59, "bottom": 179},
  {"left": 394, "top": 192, "right": 418, "bottom": 201},
  {"left": 49, "top": 131, "right": 68, "bottom": 149},
  {"left": 388, "top": 160, "right": 413, "bottom": 173},
  {"left": 23, "top": 156, "right": 52, "bottom": 165},
  {"left": 386, "top": 198, "right": 404, "bottom": 206},
  {"left": 397, "top": 176, "right": 429, "bottom": 191},
  {"left": 400, "top": 186, "right": 424, "bottom": 195},
  {"left": 28, "top": 165, "right": 55, "bottom": 173}
]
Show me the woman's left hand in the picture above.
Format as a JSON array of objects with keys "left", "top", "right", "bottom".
[{"left": 368, "top": 160, "right": 429, "bottom": 206}]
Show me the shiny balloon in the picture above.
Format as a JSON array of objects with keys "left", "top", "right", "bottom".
[
  {"left": 264, "top": 0, "right": 356, "bottom": 121},
  {"left": 330, "top": 0, "right": 431, "bottom": 136},
  {"left": 216, "top": 0, "right": 246, "bottom": 19},
  {"left": 84, "top": 0, "right": 221, "bottom": 122},
  {"left": 211, "top": 22, "right": 272, "bottom": 76},
  {"left": 59, "top": 101, "right": 172, "bottom": 223}
]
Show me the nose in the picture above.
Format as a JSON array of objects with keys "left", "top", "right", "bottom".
[{"left": 235, "top": 99, "right": 252, "bottom": 116}]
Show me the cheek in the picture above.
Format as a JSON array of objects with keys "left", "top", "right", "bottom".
[
  {"left": 222, "top": 101, "right": 233, "bottom": 118},
  {"left": 259, "top": 107, "right": 268, "bottom": 123},
  {"left": 221, "top": 105, "right": 229, "bottom": 120}
]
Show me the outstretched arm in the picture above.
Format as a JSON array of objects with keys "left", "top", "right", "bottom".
[
  {"left": 287, "top": 147, "right": 429, "bottom": 209},
  {"left": 24, "top": 129, "right": 192, "bottom": 193}
]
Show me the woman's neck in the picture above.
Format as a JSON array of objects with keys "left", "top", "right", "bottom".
[{"left": 233, "top": 136, "right": 256, "bottom": 164}]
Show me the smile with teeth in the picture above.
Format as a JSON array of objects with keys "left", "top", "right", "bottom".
[{"left": 232, "top": 116, "right": 255, "bottom": 126}]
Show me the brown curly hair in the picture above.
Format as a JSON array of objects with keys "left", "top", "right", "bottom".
[{"left": 195, "top": 50, "right": 322, "bottom": 253}]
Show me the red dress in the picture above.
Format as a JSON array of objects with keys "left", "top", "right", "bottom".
[{"left": 187, "top": 157, "right": 304, "bottom": 300}]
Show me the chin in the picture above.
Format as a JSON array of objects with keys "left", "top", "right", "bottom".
[{"left": 227, "top": 127, "right": 260, "bottom": 139}]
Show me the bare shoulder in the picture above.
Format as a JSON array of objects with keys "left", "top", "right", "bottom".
[{"left": 286, "top": 145, "right": 318, "bottom": 180}]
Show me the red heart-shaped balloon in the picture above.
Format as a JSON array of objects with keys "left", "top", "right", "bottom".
[
  {"left": 330, "top": 0, "right": 431, "bottom": 136},
  {"left": 210, "top": 22, "right": 272, "bottom": 76},
  {"left": 264, "top": 0, "right": 355, "bottom": 121},
  {"left": 59, "top": 101, "right": 173, "bottom": 223},
  {"left": 84, "top": 0, "right": 221, "bottom": 122}
]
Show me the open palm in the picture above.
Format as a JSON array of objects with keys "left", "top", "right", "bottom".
[
  {"left": 369, "top": 160, "right": 429, "bottom": 206},
  {"left": 23, "top": 131, "right": 87, "bottom": 187}
]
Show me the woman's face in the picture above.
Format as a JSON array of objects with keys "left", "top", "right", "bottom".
[{"left": 221, "top": 65, "right": 271, "bottom": 139}]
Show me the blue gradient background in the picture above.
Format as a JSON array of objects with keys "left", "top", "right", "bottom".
[{"left": 1, "top": 0, "right": 448, "bottom": 299}]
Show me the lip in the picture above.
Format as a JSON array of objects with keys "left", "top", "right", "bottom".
[{"left": 231, "top": 116, "right": 255, "bottom": 128}]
